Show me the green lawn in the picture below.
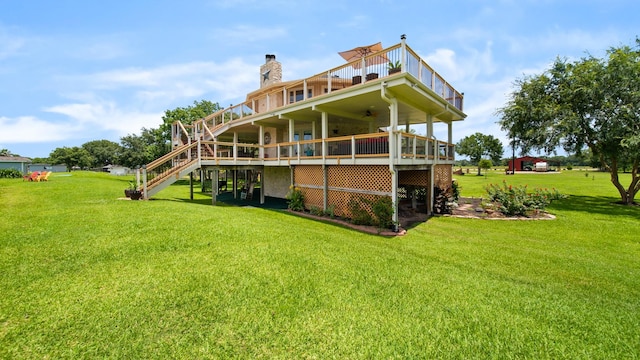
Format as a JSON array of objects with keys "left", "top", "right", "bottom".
[{"left": 1, "top": 171, "right": 639, "bottom": 358}]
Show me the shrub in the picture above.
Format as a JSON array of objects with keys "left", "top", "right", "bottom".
[
  {"left": 348, "top": 197, "right": 374, "bottom": 225},
  {"left": 326, "top": 204, "right": 336, "bottom": 219},
  {"left": 451, "top": 180, "right": 461, "bottom": 202},
  {"left": 478, "top": 159, "right": 493, "bottom": 174},
  {"left": 485, "top": 181, "right": 567, "bottom": 216},
  {"left": 286, "top": 185, "right": 305, "bottom": 211},
  {"left": 370, "top": 196, "right": 394, "bottom": 229},
  {"left": 309, "top": 205, "right": 324, "bottom": 216},
  {"left": 0, "top": 169, "right": 23, "bottom": 179}
]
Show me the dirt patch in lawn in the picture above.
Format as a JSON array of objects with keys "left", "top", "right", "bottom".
[{"left": 449, "top": 197, "right": 556, "bottom": 220}]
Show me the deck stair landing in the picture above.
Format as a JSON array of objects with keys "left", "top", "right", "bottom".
[{"left": 142, "top": 142, "right": 200, "bottom": 199}]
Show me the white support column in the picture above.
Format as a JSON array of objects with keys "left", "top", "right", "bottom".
[
  {"left": 388, "top": 98, "right": 399, "bottom": 225},
  {"left": 212, "top": 169, "right": 218, "bottom": 205},
  {"left": 303, "top": 80, "right": 308, "bottom": 100},
  {"left": 426, "top": 114, "right": 433, "bottom": 138},
  {"left": 321, "top": 111, "right": 328, "bottom": 159},
  {"left": 388, "top": 98, "right": 399, "bottom": 163},
  {"left": 448, "top": 122, "right": 453, "bottom": 145},
  {"left": 405, "top": 122, "right": 411, "bottom": 155},
  {"left": 323, "top": 166, "right": 328, "bottom": 211},
  {"left": 288, "top": 118, "right": 295, "bottom": 142},
  {"left": 141, "top": 167, "right": 148, "bottom": 200},
  {"left": 259, "top": 125, "right": 265, "bottom": 159},
  {"left": 400, "top": 34, "right": 407, "bottom": 74},
  {"left": 429, "top": 164, "right": 435, "bottom": 215},
  {"left": 391, "top": 168, "right": 398, "bottom": 224},
  {"left": 233, "top": 132, "right": 238, "bottom": 160},
  {"left": 233, "top": 170, "right": 238, "bottom": 199},
  {"left": 260, "top": 170, "right": 265, "bottom": 204},
  {"left": 289, "top": 118, "right": 295, "bottom": 157}
]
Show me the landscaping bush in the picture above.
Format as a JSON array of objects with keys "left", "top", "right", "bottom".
[
  {"left": 370, "top": 196, "right": 394, "bottom": 229},
  {"left": 348, "top": 196, "right": 374, "bottom": 225},
  {"left": 309, "top": 205, "right": 324, "bottom": 216},
  {"left": 0, "top": 169, "right": 23, "bottom": 178},
  {"left": 451, "top": 180, "right": 460, "bottom": 202},
  {"left": 286, "top": 185, "right": 305, "bottom": 211},
  {"left": 486, "top": 180, "right": 566, "bottom": 216}
]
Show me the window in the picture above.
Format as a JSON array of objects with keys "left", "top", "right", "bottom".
[{"left": 289, "top": 89, "right": 313, "bottom": 103}]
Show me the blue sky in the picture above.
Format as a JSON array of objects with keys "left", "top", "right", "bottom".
[{"left": 1, "top": 0, "right": 638, "bottom": 158}]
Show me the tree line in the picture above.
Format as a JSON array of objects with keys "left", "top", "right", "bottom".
[{"left": 27, "top": 100, "right": 220, "bottom": 171}]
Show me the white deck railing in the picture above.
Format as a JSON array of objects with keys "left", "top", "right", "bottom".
[
  {"left": 181, "top": 41, "right": 463, "bottom": 143},
  {"left": 198, "top": 132, "right": 454, "bottom": 162}
]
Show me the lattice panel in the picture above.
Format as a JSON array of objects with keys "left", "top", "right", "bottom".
[
  {"left": 301, "top": 188, "right": 324, "bottom": 210},
  {"left": 328, "top": 190, "right": 380, "bottom": 218},
  {"left": 434, "top": 164, "right": 452, "bottom": 189},
  {"left": 294, "top": 165, "right": 323, "bottom": 186},
  {"left": 328, "top": 165, "right": 391, "bottom": 192},
  {"left": 398, "top": 170, "right": 430, "bottom": 187}
]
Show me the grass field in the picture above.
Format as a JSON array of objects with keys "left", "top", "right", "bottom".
[{"left": 1, "top": 170, "right": 639, "bottom": 358}]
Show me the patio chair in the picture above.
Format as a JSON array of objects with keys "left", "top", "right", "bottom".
[
  {"left": 37, "top": 171, "right": 49, "bottom": 181},
  {"left": 23, "top": 171, "right": 40, "bottom": 181}
]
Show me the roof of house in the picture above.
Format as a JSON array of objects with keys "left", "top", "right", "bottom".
[
  {"left": 0, "top": 156, "right": 32, "bottom": 163},
  {"left": 514, "top": 156, "right": 547, "bottom": 162}
]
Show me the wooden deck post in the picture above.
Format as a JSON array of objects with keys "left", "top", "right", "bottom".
[
  {"left": 233, "top": 170, "right": 238, "bottom": 199},
  {"left": 212, "top": 169, "right": 218, "bottom": 205},
  {"left": 189, "top": 172, "right": 194, "bottom": 200},
  {"left": 260, "top": 170, "right": 265, "bottom": 205},
  {"left": 323, "top": 165, "right": 328, "bottom": 211}
]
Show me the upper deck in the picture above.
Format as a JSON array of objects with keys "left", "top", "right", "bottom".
[{"left": 174, "top": 39, "right": 465, "bottom": 148}]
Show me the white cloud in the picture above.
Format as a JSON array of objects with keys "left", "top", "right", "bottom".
[
  {"left": 0, "top": 29, "right": 26, "bottom": 60},
  {"left": 421, "top": 41, "right": 496, "bottom": 84},
  {"left": 44, "top": 102, "right": 163, "bottom": 135},
  {"left": 0, "top": 116, "right": 76, "bottom": 143},
  {"left": 506, "top": 29, "right": 619, "bottom": 59},
  {"left": 74, "top": 58, "right": 257, "bottom": 104}
]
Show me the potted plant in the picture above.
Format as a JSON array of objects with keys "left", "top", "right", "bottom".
[
  {"left": 126, "top": 181, "right": 143, "bottom": 200},
  {"left": 124, "top": 181, "right": 136, "bottom": 198},
  {"left": 388, "top": 60, "right": 401, "bottom": 75}
]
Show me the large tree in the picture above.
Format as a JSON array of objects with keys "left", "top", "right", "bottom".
[
  {"left": 455, "top": 132, "right": 504, "bottom": 175},
  {"left": 497, "top": 38, "right": 640, "bottom": 205},
  {"left": 49, "top": 146, "right": 92, "bottom": 171},
  {"left": 160, "top": 99, "right": 221, "bottom": 143},
  {"left": 0, "top": 149, "right": 16, "bottom": 157},
  {"left": 82, "top": 140, "right": 122, "bottom": 168},
  {"left": 119, "top": 132, "right": 153, "bottom": 169}
]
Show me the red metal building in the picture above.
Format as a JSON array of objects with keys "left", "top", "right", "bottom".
[{"left": 508, "top": 156, "right": 547, "bottom": 172}]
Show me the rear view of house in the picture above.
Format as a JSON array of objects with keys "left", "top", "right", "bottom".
[{"left": 140, "top": 36, "right": 466, "bottom": 224}]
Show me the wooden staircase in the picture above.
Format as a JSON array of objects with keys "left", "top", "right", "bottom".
[
  {"left": 140, "top": 117, "right": 234, "bottom": 199},
  {"left": 142, "top": 142, "right": 200, "bottom": 199}
]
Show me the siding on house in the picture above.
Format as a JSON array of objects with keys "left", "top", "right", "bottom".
[{"left": 0, "top": 156, "right": 32, "bottom": 173}]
